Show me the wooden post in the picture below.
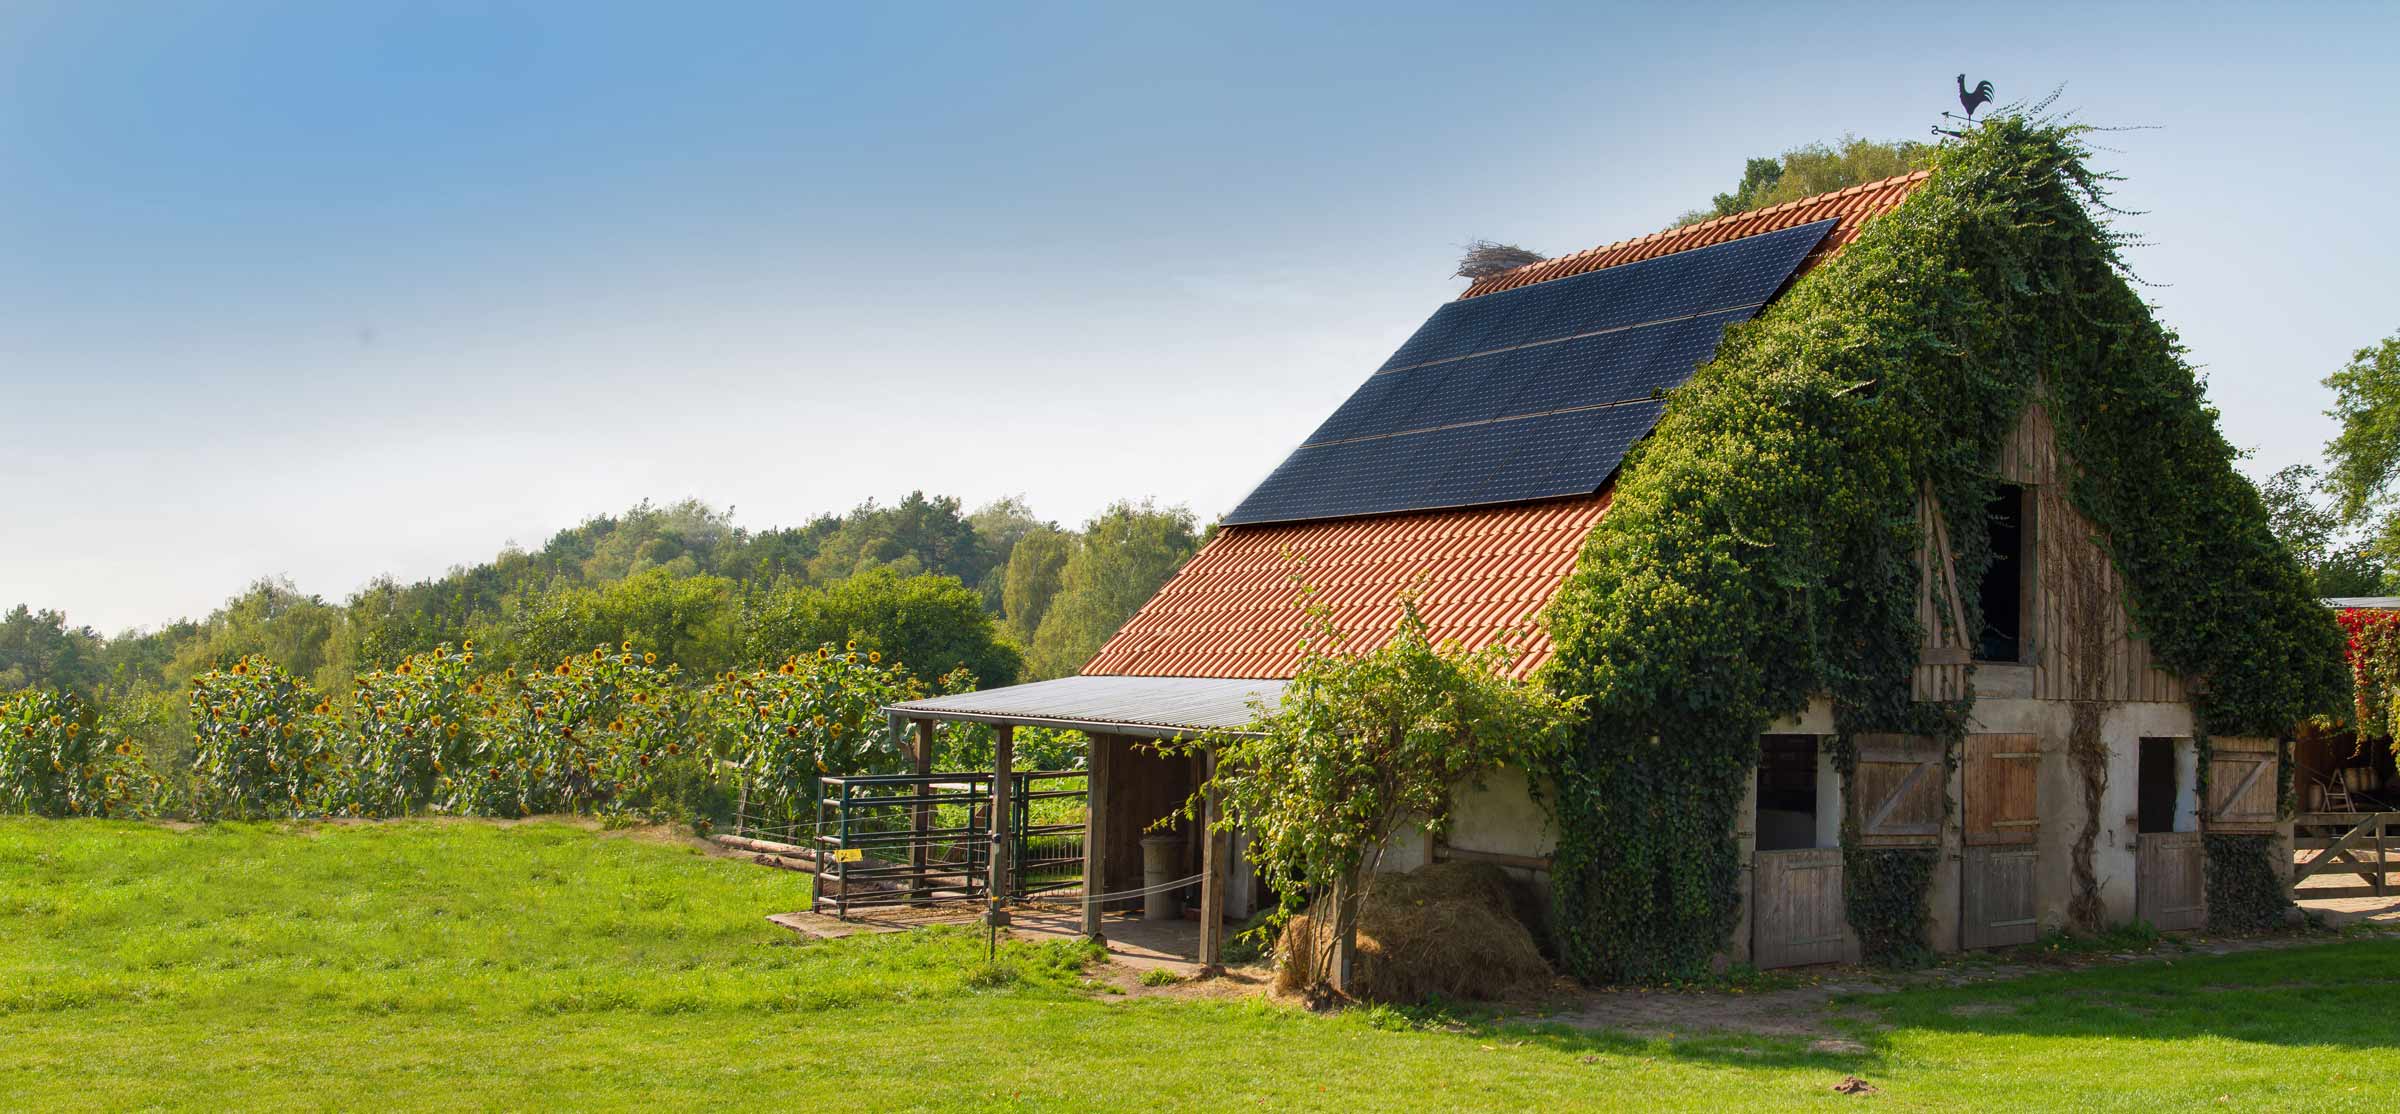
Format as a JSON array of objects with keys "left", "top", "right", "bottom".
[
  {"left": 911, "top": 718, "right": 935, "bottom": 899},
  {"left": 985, "top": 724, "right": 1014, "bottom": 926},
  {"left": 1199, "top": 746, "right": 1226, "bottom": 974},
  {"left": 1081, "top": 732, "right": 1112, "bottom": 940}
]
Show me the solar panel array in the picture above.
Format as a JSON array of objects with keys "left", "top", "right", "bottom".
[{"left": 1223, "top": 219, "right": 1837, "bottom": 526}]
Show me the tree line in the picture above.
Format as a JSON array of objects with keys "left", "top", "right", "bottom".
[{"left": 2, "top": 492, "right": 1205, "bottom": 777}]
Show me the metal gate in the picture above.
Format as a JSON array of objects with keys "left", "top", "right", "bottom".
[{"left": 808, "top": 771, "right": 1086, "bottom": 918}]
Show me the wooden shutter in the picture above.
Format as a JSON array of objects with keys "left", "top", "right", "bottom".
[
  {"left": 1850, "top": 734, "right": 1945, "bottom": 846},
  {"left": 1964, "top": 734, "right": 2041, "bottom": 846},
  {"left": 2206, "top": 737, "right": 2278, "bottom": 832}
]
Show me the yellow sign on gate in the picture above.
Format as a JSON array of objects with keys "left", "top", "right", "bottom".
[{"left": 835, "top": 848, "right": 865, "bottom": 863}]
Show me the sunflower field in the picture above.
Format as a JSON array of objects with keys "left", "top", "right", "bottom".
[
  {"left": 0, "top": 639, "right": 1040, "bottom": 825},
  {"left": 0, "top": 688, "right": 154, "bottom": 817}
]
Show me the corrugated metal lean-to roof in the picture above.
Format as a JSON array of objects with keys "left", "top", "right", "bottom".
[{"left": 885, "top": 675, "right": 1289, "bottom": 738}]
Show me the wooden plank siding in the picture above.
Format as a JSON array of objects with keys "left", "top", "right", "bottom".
[{"left": 1912, "top": 400, "right": 2190, "bottom": 704}]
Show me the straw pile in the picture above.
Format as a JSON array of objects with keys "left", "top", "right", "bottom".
[{"left": 1275, "top": 861, "right": 1552, "bottom": 1004}]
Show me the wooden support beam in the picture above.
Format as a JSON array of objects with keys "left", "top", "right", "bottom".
[
  {"left": 1431, "top": 842, "right": 1554, "bottom": 872},
  {"left": 985, "top": 724, "right": 1014, "bottom": 927},
  {"left": 911, "top": 718, "right": 935, "bottom": 896},
  {"left": 1199, "top": 747, "right": 1226, "bottom": 975},
  {"left": 1081, "top": 732, "right": 1112, "bottom": 941}
]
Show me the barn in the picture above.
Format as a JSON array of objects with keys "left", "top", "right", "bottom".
[{"left": 879, "top": 124, "right": 2332, "bottom": 973}]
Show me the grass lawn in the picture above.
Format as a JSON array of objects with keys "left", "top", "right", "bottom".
[{"left": 1, "top": 819, "right": 2393, "bottom": 1112}]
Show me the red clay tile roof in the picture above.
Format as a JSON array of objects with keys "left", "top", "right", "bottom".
[
  {"left": 1458, "top": 169, "right": 1930, "bottom": 300},
  {"left": 1084, "top": 174, "right": 1929, "bottom": 681},
  {"left": 1083, "top": 493, "right": 1610, "bottom": 682}
]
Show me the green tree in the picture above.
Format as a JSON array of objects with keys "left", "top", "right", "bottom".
[
  {"left": 1187, "top": 598, "right": 1577, "bottom": 1003},
  {"left": 500, "top": 569, "right": 742, "bottom": 679},
  {"left": 806, "top": 492, "right": 994, "bottom": 590},
  {"left": 2257, "top": 463, "right": 2387, "bottom": 597},
  {"left": 169, "top": 579, "right": 348, "bottom": 692},
  {"left": 1000, "top": 526, "right": 1075, "bottom": 644},
  {"left": 968, "top": 495, "right": 1057, "bottom": 610},
  {"left": 2324, "top": 331, "right": 2400, "bottom": 564},
  {"left": 1025, "top": 500, "right": 1202, "bottom": 679},
  {"left": 748, "top": 569, "right": 1020, "bottom": 688},
  {"left": 1675, "top": 136, "right": 1930, "bottom": 227},
  {"left": 0, "top": 605, "right": 106, "bottom": 699}
]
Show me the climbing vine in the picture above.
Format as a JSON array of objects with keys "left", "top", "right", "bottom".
[
  {"left": 2202, "top": 833, "right": 2291, "bottom": 932},
  {"left": 1539, "top": 115, "right": 2344, "bottom": 982},
  {"left": 1826, "top": 734, "right": 1945, "bottom": 965}
]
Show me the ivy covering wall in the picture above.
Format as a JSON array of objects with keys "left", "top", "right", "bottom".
[{"left": 1538, "top": 116, "right": 2345, "bottom": 982}]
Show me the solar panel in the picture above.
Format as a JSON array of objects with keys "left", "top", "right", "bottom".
[{"left": 1221, "top": 219, "right": 1834, "bottom": 526}]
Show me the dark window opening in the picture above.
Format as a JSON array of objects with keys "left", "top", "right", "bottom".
[
  {"left": 1975, "top": 484, "right": 2026, "bottom": 663},
  {"left": 1756, "top": 735, "right": 1819, "bottom": 852},
  {"left": 2137, "top": 737, "right": 2180, "bottom": 834}
]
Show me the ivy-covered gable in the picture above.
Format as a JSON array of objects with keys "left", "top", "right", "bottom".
[{"left": 1536, "top": 116, "right": 2346, "bottom": 982}]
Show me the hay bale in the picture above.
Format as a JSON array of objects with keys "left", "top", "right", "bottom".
[{"left": 1274, "top": 862, "right": 1552, "bottom": 1003}]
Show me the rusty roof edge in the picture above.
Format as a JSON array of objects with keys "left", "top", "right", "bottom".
[{"left": 1460, "top": 169, "right": 1931, "bottom": 300}]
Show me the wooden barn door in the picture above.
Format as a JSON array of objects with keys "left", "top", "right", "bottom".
[
  {"left": 1851, "top": 735, "right": 1945, "bottom": 846},
  {"left": 1753, "top": 848, "right": 1846, "bottom": 969},
  {"left": 1962, "top": 734, "right": 2041, "bottom": 949},
  {"left": 2136, "top": 832, "right": 2205, "bottom": 931},
  {"left": 2206, "top": 739, "right": 2278, "bottom": 831}
]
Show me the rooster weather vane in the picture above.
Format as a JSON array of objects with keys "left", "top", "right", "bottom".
[{"left": 1933, "top": 74, "right": 1997, "bottom": 137}]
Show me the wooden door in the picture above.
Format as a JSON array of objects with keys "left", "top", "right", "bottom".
[
  {"left": 1754, "top": 848, "right": 1847, "bottom": 969},
  {"left": 2206, "top": 738, "right": 2278, "bottom": 832},
  {"left": 2136, "top": 831, "right": 2205, "bottom": 932},
  {"left": 1962, "top": 734, "right": 2041, "bottom": 948},
  {"left": 1850, "top": 735, "right": 1944, "bottom": 847}
]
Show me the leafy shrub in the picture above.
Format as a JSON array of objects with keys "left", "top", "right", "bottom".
[
  {"left": 188, "top": 656, "right": 343, "bottom": 818},
  {"left": 0, "top": 689, "right": 153, "bottom": 816}
]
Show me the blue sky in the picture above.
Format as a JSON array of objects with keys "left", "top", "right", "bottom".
[{"left": 3, "top": 1, "right": 2395, "bottom": 633}]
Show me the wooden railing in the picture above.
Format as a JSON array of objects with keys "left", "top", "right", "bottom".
[{"left": 2293, "top": 812, "right": 2397, "bottom": 898}]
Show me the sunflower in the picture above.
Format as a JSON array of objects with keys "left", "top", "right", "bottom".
[
  {"left": 642, "top": 652, "right": 656, "bottom": 665},
  {"left": 784, "top": 725, "right": 799, "bottom": 738},
  {"left": 462, "top": 652, "right": 475, "bottom": 664},
  {"left": 607, "top": 720, "right": 625, "bottom": 733},
  {"left": 397, "top": 662, "right": 414, "bottom": 675},
  {"left": 232, "top": 662, "right": 249, "bottom": 676},
  {"left": 620, "top": 641, "right": 633, "bottom": 652},
  {"left": 631, "top": 692, "right": 649, "bottom": 705},
  {"left": 462, "top": 639, "right": 476, "bottom": 651},
  {"left": 777, "top": 662, "right": 795, "bottom": 676},
  {"left": 665, "top": 742, "right": 680, "bottom": 755},
  {"left": 868, "top": 651, "right": 881, "bottom": 664},
  {"left": 115, "top": 742, "right": 131, "bottom": 756},
  {"left": 845, "top": 640, "right": 857, "bottom": 651},
  {"left": 467, "top": 683, "right": 483, "bottom": 696},
  {"left": 313, "top": 702, "right": 331, "bottom": 716},
  {"left": 591, "top": 648, "right": 605, "bottom": 661},
  {"left": 555, "top": 663, "right": 573, "bottom": 676},
  {"left": 65, "top": 723, "right": 81, "bottom": 737}
]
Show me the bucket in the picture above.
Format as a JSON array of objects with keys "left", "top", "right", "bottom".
[{"left": 1139, "top": 835, "right": 1183, "bottom": 921}]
